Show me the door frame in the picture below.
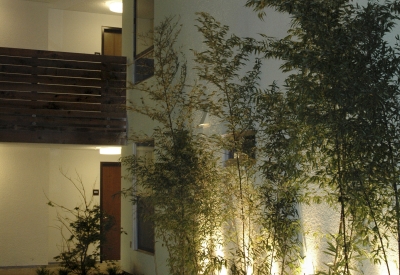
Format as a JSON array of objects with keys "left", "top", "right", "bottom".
[
  {"left": 101, "top": 27, "right": 122, "bottom": 55},
  {"left": 100, "top": 161, "right": 122, "bottom": 261}
]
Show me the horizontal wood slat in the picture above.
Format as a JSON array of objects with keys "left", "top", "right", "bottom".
[
  {"left": 0, "top": 91, "right": 126, "bottom": 105},
  {"left": 0, "top": 99, "right": 124, "bottom": 113},
  {"left": 0, "top": 129, "right": 125, "bottom": 145},
  {"left": 0, "top": 47, "right": 125, "bottom": 63},
  {"left": 0, "top": 114, "right": 126, "bottom": 129},
  {"left": 0, "top": 55, "right": 126, "bottom": 72},
  {"left": 0, "top": 106, "right": 126, "bottom": 119},
  {"left": 0, "top": 64, "right": 125, "bottom": 79},
  {"left": 0, "top": 47, "right": 127, "bottom": 145},
  {"left": 0, "top": 71, "right": 125, "bottom": 87},
  {"left": 0, "top": 82, "right": 125, "bottom": 96}
]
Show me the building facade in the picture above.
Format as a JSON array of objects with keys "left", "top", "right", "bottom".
[{"left": 122, "top": 1, "right": 400, "bottom": 275}]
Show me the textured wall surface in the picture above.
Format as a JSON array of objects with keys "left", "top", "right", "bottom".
[
  {"left": 0, "top": 0, "right": 121, "bottom": 54},
  {"left": 121, "top": 1, "right": 290, "bottom": 274},
  {"left": 0, "top": 145, "right": 50, "bottom": 266},
  {"left": 47, "top": 147, "right": 119, "bottom": 262},
  {"left": 48, "top": 9, "right": 121, "bottom": 54},
  {"left": 0, "top": 0, "right": 123, "bottom": 267},
  {"left": 0, "top": 143, "right": 119, "bottom": 267},
  {"left": 122, "top": 1, "right": 400, "bottom": 274},
  {"left": 0, "top": 0, "right": 48, "bottom": 50}
]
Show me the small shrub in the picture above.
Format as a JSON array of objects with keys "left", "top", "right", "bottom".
[
  {"left": 106, "top": 266, "right": 119, "bottom": 275},
  {"left": 57, "top": 268, "right": 69, "bottom": 275},
  {"left": 106, "top": 261, "right": 123, "bottom": 275},
  {"left": 47, "top": 171, "right": 114, "bottom": 275},
  {"left": 35, "top": 266, "right": 54, "bottom": 275}
]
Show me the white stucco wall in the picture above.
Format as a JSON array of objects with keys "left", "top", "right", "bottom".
[
  {"left": 121, "top": 0, "right": 163, "bottom": 273},
  {"left": 0, "top": 0, "right": 124, "bottom": 268},
  {"left": 121, "top": 0, "right": 290, "bottom": 274},
  {"left": 0, "top": 0, "right": 48, "bottom": 50},
  {"left": 154, "top": 0, "right": 289, "bottom": 90},
  {"left": 0, "top": 145, "right": 50, "bottom": 266},
  {"left": 48, "top": 9, "right": 122, "bottom": 54},
  {"left": 47, "top": 147, "right": 120, "bottom": 262},
  {"left": 0, "top": 143, "right": 119, "bottom": 267},
  {"left": 121, "top": 1, "right": 400, "bottom": 275},
  {"left": 0, "top": 0, "right": 121, "bottom": 54}
]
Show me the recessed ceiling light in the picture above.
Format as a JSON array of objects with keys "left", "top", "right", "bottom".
[
  {"left": 108, "top": 1, "right": 122, "bottom": 13},
  {"left": 99, "top": 147, "right": 121, "bottom": 155}
]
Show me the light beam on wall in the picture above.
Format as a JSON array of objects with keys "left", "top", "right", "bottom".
[
  {"left": 302, "top": 256, "right": 316, "bottom": 275},
  {"left": 108, "top": 1, "right": 123, "bottom": 13}
]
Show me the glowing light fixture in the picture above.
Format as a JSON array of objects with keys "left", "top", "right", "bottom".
[
  {"left": 99, "top": 147, "right": 121, "bottom": 155},
  {"left": 108, "top": 1, "right": 123, "bottom": 13},
  {"left": 198, "top": 111, "right": 210, "bottom": 128}
]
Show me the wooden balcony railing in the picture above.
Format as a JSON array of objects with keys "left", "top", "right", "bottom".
[{"left": 0, "top": 47, "right": 127, "bottom": 145}]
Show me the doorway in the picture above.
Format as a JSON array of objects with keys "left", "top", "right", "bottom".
[
  {"left": 100, "top": 162, "right": 121, "bottom": 261},
  {"left": 102, "top": 27, "right": 122, "bottom": 56}
]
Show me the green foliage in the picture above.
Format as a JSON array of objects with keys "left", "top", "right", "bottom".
[
  {"left": 194, "top": 12, "right": 302, "bottom": 275},
  {"left": 195, "top": 13, "right": 298, "bottom": 274},
  {"left": 123, "top": 16, "right": 224, "bottom": 275},
  {"left": 125, "top": 2, "right": 400, "bottom": 274},
  {"left": 105, "top": 261, "right": 123, "bottom": 275},
  {"left": 36, "top": 266, "right": 54, "bottom": 275},
  {"left": 247, "top": 0, "right": 400, "bottom": 274},
  {"left": 48, "top": 172, "right": 114, "bottom": 275},
  {"left": 124, "top": 12, "right": 302, "bottom": 275},
  {"left": 57, "top": 268, "right": 70, "bottom": 275},
  {"left": 255, "top": 82, "right": 304, "bottom": 275}
]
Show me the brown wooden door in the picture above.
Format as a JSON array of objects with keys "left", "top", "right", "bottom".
[
  {"left": 100, "top": 162, "right": 121, "bottom": 261},
  {"left": 102, "top": 27, "right": 122, "bottom": 56}
]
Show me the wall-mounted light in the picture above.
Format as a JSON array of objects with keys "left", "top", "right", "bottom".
[
  {"left": 108, "top": 1, "right": 123, "bottom": 13},
  {"left": 99, "top": 147, "right": 121, "bottom": 155},
  {"left": 198, "top": 111, "right": 210, "bottom": 128}
]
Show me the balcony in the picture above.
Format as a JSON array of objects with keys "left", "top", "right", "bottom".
[{"left": 0, "top": 47, "right": 127, "bottom": 145}]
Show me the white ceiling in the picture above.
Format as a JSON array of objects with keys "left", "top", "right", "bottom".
[{"left": 22, "top": 0, "right": 122, "bottom": 15}]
